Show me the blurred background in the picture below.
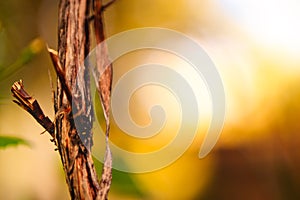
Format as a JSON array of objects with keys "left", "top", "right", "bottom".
[{"left": 1, "top": 0, "right": 300, "bottom": 199}]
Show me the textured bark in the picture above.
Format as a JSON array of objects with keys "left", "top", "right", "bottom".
[
  {"left": 12, "top": 0, "right": 114, "bottom": 199},
  {"left": 53, "top": 0, "right": 101, "bottom": 199}
]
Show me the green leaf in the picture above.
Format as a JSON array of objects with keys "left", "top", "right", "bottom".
[{"left": 0, "top": 136, "right": 30, "bottom": 148}]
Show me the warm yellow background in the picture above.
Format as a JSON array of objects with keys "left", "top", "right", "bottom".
[{"left": 1, "top": 0, "right": 300, "bottom": 199}]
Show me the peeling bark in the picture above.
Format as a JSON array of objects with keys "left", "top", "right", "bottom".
[{"left": 11, "top": 0, "right": 114, "bottom": 199}]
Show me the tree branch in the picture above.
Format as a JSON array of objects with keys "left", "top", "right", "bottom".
[
  {"left": 11, "top": 0, "right": 115, "bottom": 199},
  {"left": 93, "top": 0, "right": 113, "bottom": 198},
  {"left": 11, "top": 80, "right": 55, "bottom": 137},
  {"left": 53, "top": 0, "right": 102, "bottom": 199}
]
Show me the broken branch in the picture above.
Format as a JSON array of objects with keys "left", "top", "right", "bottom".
[{"left": 11, "top": 80, "right": 55, "bottom": 137}]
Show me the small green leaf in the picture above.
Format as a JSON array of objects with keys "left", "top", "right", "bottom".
[{"left": 0, "top": 135, "right": 30, "bottom": 148}]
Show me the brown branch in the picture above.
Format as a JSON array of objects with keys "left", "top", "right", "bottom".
[
  {"left": 11, "top": 80, "right": 55, "bottom": 137},
  {"left": 47, "top": 47, "right": 73, "bottom": 104},
  {"left": 93, "top": 0, "right": 113, "bottom": 199},
  {"left": 53, "top": 0, "right": 103, "bottom": 199},
  {"left": 11, "top": 0, "right": 116, "bottom": 199},
  {"left": 102, "top": 0, "right": 116, "bottom": 11}
]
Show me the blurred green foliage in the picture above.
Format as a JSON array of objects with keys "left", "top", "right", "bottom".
[
  {"left": 0, "top": 37, "right": 44, "bottom": 81},
  {"left": 0, "top": 30, "right": 43, "bottom": 148},
  {"left": 0, "top": 135, "right": 30, "bottom": 148}
]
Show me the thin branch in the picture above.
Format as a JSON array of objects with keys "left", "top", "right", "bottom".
[
  {"left": 93, "top": 0, "right": 114, "bottom": 199},
  {"left": 11, "top": 80, "right": 55, "bottom": 137},
  {"left": 102, "top": 0, "right": 116, "bottom": 11},
  {"left": 47, "top": 47, "right": 73, "bottom": 104},
  {"left": 88, "top": 0, "right": 116, "bottom": 22}
]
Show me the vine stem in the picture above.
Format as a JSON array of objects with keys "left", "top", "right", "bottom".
[{"left": 11, "top": 0, "right": 115, "bottom": 199}]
